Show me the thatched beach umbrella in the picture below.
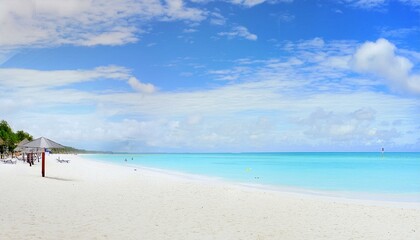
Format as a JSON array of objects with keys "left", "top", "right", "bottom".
[
  {"left": 15, "top": 138, "right": 30, "bottom": 152},
  {"left": 23, "top": 137, "right": 65, "bottom": 177},
  {"left": 15, "top": 139, "right": 30, "bottom": 160}
]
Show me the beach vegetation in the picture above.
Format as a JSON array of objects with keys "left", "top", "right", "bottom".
[
  {"left": 16, "top": 130, "right": 34, "bottom": 142},
  {"left": 0, "top": 120, "right": 33, "bottom": 157}
]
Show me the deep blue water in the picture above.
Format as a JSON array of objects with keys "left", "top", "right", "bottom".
[{"left": 83, "top": 152, "right": 420, "bottom": 194}]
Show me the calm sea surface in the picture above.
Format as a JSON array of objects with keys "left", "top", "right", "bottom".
[{"left": 84, "top": 152, "right": 420, "bottom": 196}]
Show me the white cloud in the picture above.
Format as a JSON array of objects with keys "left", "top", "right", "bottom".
[
  {"left": 0, "top": 66, "right": 130, "bottom": 88},
  {"left": 283, "top": 37, "right": 326, "bottom": 51},
  {"left": 298, "top": 107, "right": 393, "bottom": 143},
  {"left": 407, "top": 75, "right": 420, "bottom": 93},
  {"left": 348, "top": 0, "right": 386, "bottom": 9},
  {"left": 162, "top": 0, "right": 207, "bottom": 21},
  {"left": 127, "top": 77, "right": 157, "bottom": 94},
  {"left": 218, "top": 26, "right": 257, "bottom": 41},
  {"left": 209, "top": 12, "right": 227, "bottom": 25},
  {"left": 208, "top": 66, "right": 253, "bottom": 81},
  {"left": 183, "top": 28, "right": 198, "bottom": 33},
  {"left": 3, "top": 74, "right": 418, "bottom": 151},
  {"left": 342, "top": 0, "right": 420, "bottom": 11},
  {"left": 0, "top": 65, "right": 155, "bottom": 96},
  {"left": 242, "top": 0, "right": 266, "bottom": 7},
  {"left": 399, "top": 0, "right": 420, "bottom": 8},
  {"left": 351, "top": 38, "right": 420, "bottom": 94},
  {"left": 0, "top": 0, "right": 206, "bottom": 51},
  {"left": 229, "top": 0, "right": 293, "bottom": 7},
  {"left": 1, "top": 38, "right": 419, "bottom": 152},
  {"left": 351, "top": 39, "right": 412, "bottom": 79},
  {"left": 78, "top": 27, "right": 138, "bottom": 47},
  {"left": 380, "top": 26, "right": 420, "bottom": 39},
  {"left": 277, "top": 12, "right": 295, "bottom": 22},
  {"left": 339, "top": 0, "right": 386, "bottom": 9}
]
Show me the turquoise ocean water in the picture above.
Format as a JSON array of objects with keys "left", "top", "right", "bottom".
[{"left": 84, "top": 152, "right": 420, "bottom": 199}]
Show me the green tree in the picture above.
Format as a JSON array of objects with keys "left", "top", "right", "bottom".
[
  {"left": 16, "top": 130, "right": 33, "bottom": 142},
  {"left": 0, "top": 120, "right": 17, "bottom": 155},
  {"left": 0, "top": 120, "right": 34, "bottom": 157}
]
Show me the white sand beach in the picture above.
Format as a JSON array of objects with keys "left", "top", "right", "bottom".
[{"left": 1, "top": 154, "right": 419, "bottom": 240}]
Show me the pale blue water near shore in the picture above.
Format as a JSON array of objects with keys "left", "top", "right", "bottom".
[{"left": 84, "top": 152, "right": 420, "bottom": 199}]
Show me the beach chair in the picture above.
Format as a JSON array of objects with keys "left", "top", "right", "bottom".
[
  {"left": 56, "top": 157, "right": 70, "bottom": 163},
  {"left": 3, "top": 157, "right": 17, "bottom": 164}
]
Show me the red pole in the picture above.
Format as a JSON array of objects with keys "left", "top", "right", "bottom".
[{"left": 42, "top": 152, "right": 45, "bottom": 177}]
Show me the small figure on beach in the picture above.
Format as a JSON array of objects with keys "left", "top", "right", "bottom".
[
  {"left": 125, "top": 158, "right": 127, "bottom": 162},
  {"left": 28, "top": 154, "right": 34, "bottom": 167}
]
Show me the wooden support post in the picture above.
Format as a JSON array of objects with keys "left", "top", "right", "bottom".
[{"left": 42, "top": 152, "right": 45, "bottom": 177}]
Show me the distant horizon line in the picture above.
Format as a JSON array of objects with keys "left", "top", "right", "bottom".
[{"left": 79, "top": 151, "right": 420, "bottom": 155}]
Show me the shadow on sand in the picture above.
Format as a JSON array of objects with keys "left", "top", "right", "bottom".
[{"left": 44, "top": 176, "right": 76, "bottom": 182}]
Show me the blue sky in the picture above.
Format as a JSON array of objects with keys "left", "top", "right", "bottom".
[{"left": 0, "top": 0, "right": 419, "bottom": 152}]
